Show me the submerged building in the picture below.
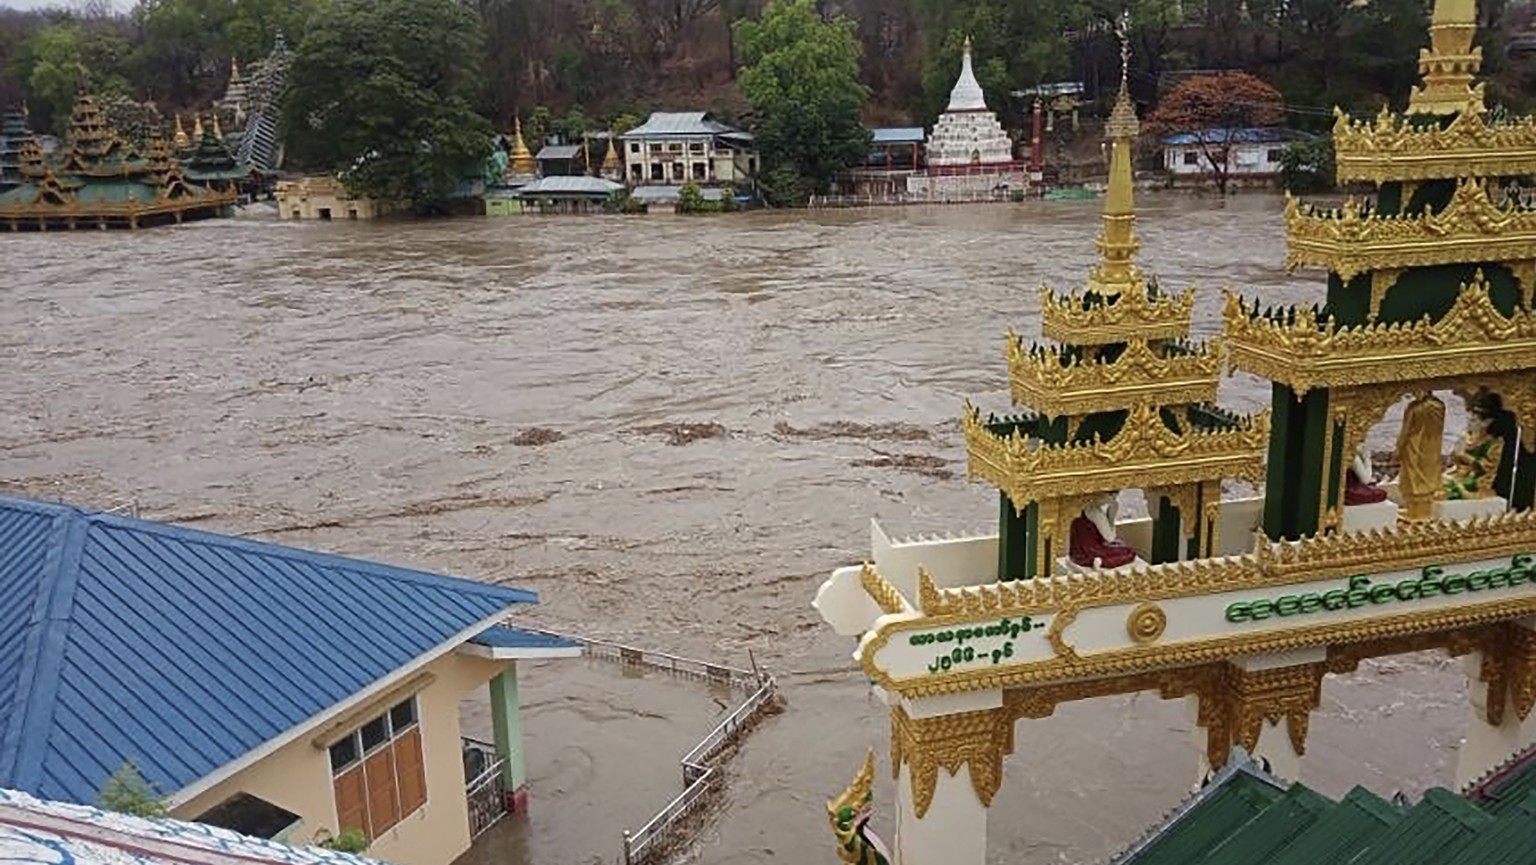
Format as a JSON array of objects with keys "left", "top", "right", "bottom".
[{"left": 0, "top": 85, "right": 236, "bottom": 231}]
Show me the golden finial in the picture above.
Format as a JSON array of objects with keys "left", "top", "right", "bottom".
[
  {"left": 213, "top": 113, "right": 223, "bottom": 140},
  {"left": 193, "top": 114, "right": 204, "bottom": 140},
  {"left": 230, "top": 57, "right": 242, "bottom": 83},
  {"left": 1088, "top": 8, "right": 1143, "bottom": 298},
  {"left": 1409, "top": 0, "right": 1484, "bottom": 114},
  {"left": 173, "top": 114, "right": 190, "bottom": 149}
]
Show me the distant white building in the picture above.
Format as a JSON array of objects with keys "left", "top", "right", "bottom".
[
  {"left": 620, "top": 113, "right": 757, "bottom": 188},
  {"left": 1160, "top": 127, "right": 1312, "bottom": 183}
]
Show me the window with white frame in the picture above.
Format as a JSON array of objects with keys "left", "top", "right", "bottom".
[{"left": 329, "top": 697, "right": 426, "bottom": 840}]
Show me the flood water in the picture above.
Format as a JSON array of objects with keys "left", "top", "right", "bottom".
[{"left": 0, "top": 197, "right": 1473, "bottom": 865}]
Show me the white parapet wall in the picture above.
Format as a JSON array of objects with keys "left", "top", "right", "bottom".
[{"left": 871, "top": 519, "right": 998, "bottom": 601}]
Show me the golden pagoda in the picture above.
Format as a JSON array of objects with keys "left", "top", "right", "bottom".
[
  {"left": 0, "top": 79, "right": 236, "bottom": 231},
  {"left": 1228, "top": 0, "right": 1536, "bottom": 538},
  {"left": 967, "top": 30, "right": 1267, "bottom": 579},
  {"left": 600, "top": 132, "right": 622, "bottom": 181},
  {"left": 173, "top": 114, "right": 191, "bottom": 151},
  {"left": 507, "top": 117, "right": 537, "bottom": 179},
  {"left": 811, "top": 6, "right": 1536, "bottom": 864}
]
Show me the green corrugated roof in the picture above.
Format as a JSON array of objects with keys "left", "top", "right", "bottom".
[
  {"left": 1445, "top": 794, "right": 1536, "bottom": 865},
  {"left": 1124, "top": 773, "right": 1287, "bottom": 865},
  {"left": 1193, "top": 784, "right": 1331, "bottom": 865},
  {"left": 1266, "top": 786, "right": 1402, "bottom": 865},
  {"left": 1116, "top": 752, "right": 1536, "bottom": 865},
  {"left": 1348, "top": 788, "right": 1492, "bottom": 865}
]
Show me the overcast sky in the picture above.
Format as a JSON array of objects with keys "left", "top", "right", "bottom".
[{"left": 0, "top": 0, "right": 129, "bottom": 11}]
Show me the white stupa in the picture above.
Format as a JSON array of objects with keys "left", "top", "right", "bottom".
[{"left": 925, "top": 37, "right": 1015, "bottom": 166}]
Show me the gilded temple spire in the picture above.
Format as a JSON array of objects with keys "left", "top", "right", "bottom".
[
  {"left": 1408, "top": 0, "right": 1484, "bottom": 115},
  {"left": 1087, "top": 12, "right": 1142, "bottom": 298},
  {"left": 509, "top": 117, "right": 537, "bottom": 176}
]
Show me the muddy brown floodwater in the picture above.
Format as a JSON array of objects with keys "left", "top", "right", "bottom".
[{"left": 1, "top": 197, "right": 1474, "bottom": 865}]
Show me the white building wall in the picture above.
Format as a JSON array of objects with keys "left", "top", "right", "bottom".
[{"left": 1163, "top": 141, "right": 1289, "bottom": 176}]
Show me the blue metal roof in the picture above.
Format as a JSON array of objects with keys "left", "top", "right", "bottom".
[
  {"left": 870, "top": 127, "right": 926, "bottom": 145},
  {"left": 1160, "top": 127, "right": 1311, "bottom": 146},
  {"left": 469, "top": 626, "right": 581, "bottom": 652},
  {"left": 0, "top": 495, "right": 536, "bottom": 806}
]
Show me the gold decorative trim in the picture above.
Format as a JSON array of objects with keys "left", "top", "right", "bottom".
[
  {"left": 1332, "top": 106, "right": 1536, "bottom": 184},
  {"left": 1039, "top": 280, "right": 1195, "bottom": 346},
  {"left": 1127, "top": 603, "right": 1168, "bottom": 644},
  {"left": 1007, "top": 334, "right": 1220, "bottom": 418},
  {"left": 965, "top": 402, "right": 1268, "bottom": 510},
  {"left": 869, "top": 590, "right": 1536, "bottom": 699},
  {"left": 910, "top": 509, "right": 1536, "bottom": 620},
  {"left": 859, "top": 510, "right": 1536, "bottom": 697},
  {"left": 861, "top": 563, "right": 909, "bottom": 615},
  {"left": 1222, "top": 275, "right": 1536, "bottom": 396},
  {"left": 1284, "top": 180, "right": 1536, "bottom": 282},
  {"left": 890, "top": 704, "right": 1012, "bottom": 818}
]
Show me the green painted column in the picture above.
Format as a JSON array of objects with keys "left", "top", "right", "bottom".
[
  {"left": 489, "top": 664, "right": 525, "bottom": 793},
  {"left": 1151, "top": 497, "right": 1182, "bottom": 564},
  {"left": 1264, "top": 384, "right": 1330, "bottom": 541},
  {"left": 997, "top": 493, "right": 1037, "bottom": 581}
]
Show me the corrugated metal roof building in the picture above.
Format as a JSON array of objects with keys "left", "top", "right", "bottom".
[{"left": 0, "top": 494, "right": 575, "bottom": 865}]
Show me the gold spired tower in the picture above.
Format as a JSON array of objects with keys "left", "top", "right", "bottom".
[
  {"left": 1227, "top": 0, "right": 1536, "bottom": 539},
  {"left": 967, "top": 28, "right": 1267, "bottom": 580}
]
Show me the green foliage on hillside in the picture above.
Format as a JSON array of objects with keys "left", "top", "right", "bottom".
[
  {"left": 735, "top": 0, "right": 869, "bottom": 202},
  {"left": 282, "top": 0, "right": 494, "bottom": 210}
]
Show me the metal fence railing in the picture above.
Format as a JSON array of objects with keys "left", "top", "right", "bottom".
[
  {"left": 513, "top": 627, "right": 778, "bottom": 865},
  {"left": 462, "top": 737, "right": 509, "bottom": 840}
]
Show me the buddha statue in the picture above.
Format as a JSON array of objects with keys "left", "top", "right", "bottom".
[
  {"left": 1344, "top": 445, "right": 1387, "bottom": 505},
  {"left": 1444, "top": 402, "right": 1503, "bottom": 500},
  {"left": 1396, "top": 393, "right": 1446, "bottom": 521},
  {"left": 1069, "top": 491, "right": 1137, "bottom": 568}
]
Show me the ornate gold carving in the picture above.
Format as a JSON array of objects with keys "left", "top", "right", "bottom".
[
  {"left": 1039, "top": 280, "right": 1196, "bottom": 346},
  {"left": 827, "top": 749, "right": 879, "bottom": 864},
  {"left": 965, "top": 402, "right": 1269, "bottom": 511},
  {"left": 1368, "top": 268, "right": 1402, "bottom": 322},
  {"left": 1047, "top": 605, "right": 1081, "bottom": 659},
  {"left": 1127, "top": 602, "right": 1168, "bottom": 644},
  {"left": 1216, "top": 664, "right": 1324, "bottom": 758},
  {"left": 858, "top": 510, "right": 1536, "bottom": 697},
  {"left": 1283, "top": 180, "right": 1536, "bottom": 282},
  {"left": 1508, "top": 625, "right": 1536, "bottom": 722},
  {"left": 1407, "top": 0, "right": 1483, "bottom": 117},
  {"left": 1007, "top": 334, "right": 1220, "bottom": 417},
  {"left": 1222, "top": 275, "right": 1536, "bottom": 396},
  {"left": 890, "top": 705, "right": 1012, "bottom": 818},
  {"left": 1332, "top": 106, "right": 1536, "bottom": 184},
  {"left": 862, "top": 563, "right": 909, "bottom": 615}
]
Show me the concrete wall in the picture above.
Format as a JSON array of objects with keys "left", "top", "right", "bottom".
[{"left": 173, "top": 651, "right": 508, "bottom": 865}]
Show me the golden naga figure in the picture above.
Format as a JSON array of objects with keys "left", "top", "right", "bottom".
[
  {"left": 1445, "top": 398, "right": 1504, "bottom": 500},
  {"left": 827, "top": 749, "right": 890, "bottom": 865},
  {"left": 1397, "top": 393, "right": 1447, "bottom": 521}
]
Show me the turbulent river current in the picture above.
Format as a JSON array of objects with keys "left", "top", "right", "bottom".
[{"left": 1, "top": 196, "right": 1472, "bottom": 865}]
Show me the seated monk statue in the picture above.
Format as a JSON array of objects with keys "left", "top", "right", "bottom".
[
  {"left": 1069, "top": 491, "right": 1137, "bottom": 568},
  {"left": 1344, "top": 446, "right": 1387, "bottom": 505},
  {"left": 1444, "top": 406, "right": 1503, "bottom": 500}
]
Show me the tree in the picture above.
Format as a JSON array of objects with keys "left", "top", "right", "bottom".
[
  {"left": 1145, "top": 71, "right": 1286, "bottom": 194},
  {"left": 734, "top": 0, "right": 870, "bottom": 202},
  {"left": 98, "top": 760, "right": 168, "bottom": 818},
  {"left": 282, "top": 0, "right": 495, "bottom": 211},
  {"left": 24, "top": 26, "right": 84, "bottom": 134}
]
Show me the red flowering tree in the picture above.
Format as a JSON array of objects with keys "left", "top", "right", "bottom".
[{"left": 1146, "top": 72, "right": 1286, "bottom": 194}]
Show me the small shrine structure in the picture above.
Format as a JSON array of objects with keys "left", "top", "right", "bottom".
[
  {"left": 0, "top": 82, "right": 236, "bottom": 231},
  {"left": 906, "top": 37, "right": 1028, "bottom": 201},
  {"left": 814, "top": 4, "right": 1536, "bottom": 863}
]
